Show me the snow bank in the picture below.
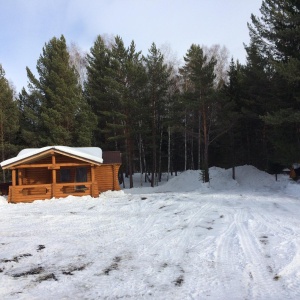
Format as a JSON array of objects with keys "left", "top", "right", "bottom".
[
  {"left": 100, "top": 190, "right": 126, "bottom": 198},
  {"left": 208, "top": 167, "right": 239, "bottom": 191},
  {"left": 284, "top": 181, "right": 300, "bottom": 198},
  {"left": 233, "top": 165, "right": 277, "bottom": 190},
  {"left": 124, "top": 165, "right": 288, "bottom": 195},
  {"left": 156, "top": 170, "right": 207, "bottom": 193},
  {"left": 0, "top": 196, "right": 8, "bottom": 205}
]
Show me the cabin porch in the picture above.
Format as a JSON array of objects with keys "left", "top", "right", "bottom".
[
  {"left": 8, "top": 182, "right": 98, "bottom": 203},
  {"left": 8, "top": 164, "right": 99, "bottom": 203}
]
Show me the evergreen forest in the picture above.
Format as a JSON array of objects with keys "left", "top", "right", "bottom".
[{"left": 1, "top": 0, "right": 299, "bottom": 186}]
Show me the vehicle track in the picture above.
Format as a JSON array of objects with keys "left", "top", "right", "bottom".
[
  {"left": 244, "top": 196, "right": 300, "bottom": 299},
  {"left": 235, "top": 207, "right": 289, "bottom": 299},
  {"left": 213, "top": 208, "right": 246, "bottom": 298}
]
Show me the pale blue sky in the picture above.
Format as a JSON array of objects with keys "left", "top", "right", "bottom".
[{"left": 0, "top": 0, "right": 262, "bottom": 92}]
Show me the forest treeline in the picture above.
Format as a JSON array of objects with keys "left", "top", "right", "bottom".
[{"left": 0, "top": 0, "right": 299, "bottom": 186}]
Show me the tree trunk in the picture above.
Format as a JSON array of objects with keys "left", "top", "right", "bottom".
[
  {"left": 0, "top": 114, "right": 5, "bottom": 182},
  {"left": 129, "top": 149, "right": 133, "bottom": 188},
  {"left": 202, "top": 108, "right": 210, "bottom": 183},
  {"left": 139, "top": 133, "right": 143, "bottom": 186},
  {"left": 184, "top": 111, "right": 187, "bottom": 171},
  {"left": 124, "top": 118, "right": 133, "bottom": 188},
  {"left": 231, "top": 131, "right": 236, "bottom": 180},
  {"left": 141, "top": 141, "right": 148, "bottom": 183},
  {"left": 128, "top": 134, "right": 133, "bottom": 188},
  {"left": 232, "top": 166, "right": 236, "bottom": 180},
  {"left": 158, "top": 128, "right": 163, "bottom": 183},
  {"left": 203, "top": 143, "right": 209, "bottom": 183},
  {"left": 198, "top": 113, "right": 201, "bottom": 170},
  {"left": 190, "top": 134, "right": 194, "bottom": 170},
  {"left": 167, "top": 126, "right": 171, "bottom": 181},
  {"left": 151, "top": 94, "right": 156, "bottom": 187}
]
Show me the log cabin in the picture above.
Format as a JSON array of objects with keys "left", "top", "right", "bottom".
[{"left": 0, "top": 146, "right": 121, "bottom": 203}]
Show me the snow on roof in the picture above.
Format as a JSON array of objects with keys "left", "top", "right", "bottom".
[{"left": 0, "top": 146, "right": 103, "bottom": 168}]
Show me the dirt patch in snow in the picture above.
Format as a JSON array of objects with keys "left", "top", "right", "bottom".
[
  {"left": 1, "top": 253, "right": 32, "bottom": 263},
  {"left": 12, "top": 266, "right": 44, "bottom": 278},
  {"left": 103, "top": 256, "right": 122, "bottom": 275}
]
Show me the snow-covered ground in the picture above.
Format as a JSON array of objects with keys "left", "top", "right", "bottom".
[{"left": 1, "top": 166, "right": 300, "bottom": 299}]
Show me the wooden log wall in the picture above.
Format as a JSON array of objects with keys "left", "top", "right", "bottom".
[
  {"left": 95, "top": 164, "right": 121, "bottom": 192},
  {"left": 22, "top": 168, "right": 52, "bottom": 185},
  {"left": 53, "top": 183, "right": 92, "bottom": 198},
  {"left": 8, "top": 184, "right": 52, "bottom": 203}
]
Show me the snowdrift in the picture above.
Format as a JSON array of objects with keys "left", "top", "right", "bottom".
[{"left": 125, "top": 165, "right": 291, "bottom": 195}]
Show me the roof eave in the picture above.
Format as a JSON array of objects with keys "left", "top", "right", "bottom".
[{"left": 1, "top": 148, "right": 103, "bottom": 169}]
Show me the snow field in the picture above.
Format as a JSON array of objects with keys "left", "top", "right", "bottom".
[{"left": 0, "top": 166, "right": 300, "bottom": 299}]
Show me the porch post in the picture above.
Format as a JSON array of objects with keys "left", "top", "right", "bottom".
[
  {"left": 90, "top": 166, "right": 94, "bottom": 196},
  {"left": 18, "top": 169, "right": 23, "bottom": 185},
  {"left": 51, "top": 153, "right": 56, "bottom": 198},
  {"left": 112, "top": 165, "right": 115, "bottom": 190},
  {"left": 91, "top": 165, "right": 97, "bottom": 197},
  {"left": 9, "top": 169, "right": 17, "bottom": 203},
  {"left": 12, "top": 169, "right": 16, "bottom": 186}
]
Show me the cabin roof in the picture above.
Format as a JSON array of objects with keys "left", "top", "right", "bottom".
[{"left": 0, "top": 146, "right": 103, "bottom": 169}]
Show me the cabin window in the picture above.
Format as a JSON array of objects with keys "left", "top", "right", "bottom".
[
  {"left": 75, "top": 167, "right": 87, "bottom": 191},
  {"left": 76, "top": 167, "right": 87, "bottom": 182},
  {"left": 60, "top": 169, "right": 71, "bottom": 182}
]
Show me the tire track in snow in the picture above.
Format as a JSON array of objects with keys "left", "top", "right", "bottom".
[
  {"left": 142, "top": 200, "right": 213, "bottom": 257},
  {"left": 277, "top": 240, "right": 300, "bottom": 298},
  {"left": 213, "top": 210, "right": 246, "bottom": 298},
  {"left": 127, "top": 199, "right": 217, "bottom": 291},
  {"left": 235, "top": 208, "right": 289, "bottom": 300},
  {"left": 243, "top": 196, "right": 300, "bottom": 299},
  {"left": 246, "top": 196, "right": 299, "bottom": 238}
]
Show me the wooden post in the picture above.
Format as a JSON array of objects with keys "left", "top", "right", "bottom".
[
  {"left": 91, "top": 165, "right": 95, "bottom": 196},
  {"left": 51, "top": 154, "right": 56, "bottom": 198},
  {"left": 9, "top": 169, "right": 16, "bottom": 203},
  {"left": 12, "top": 169, "right": 16, "bottom": 186},
  {"left": 112, "top": 165, "right": 115, "bottom": 190},
  {"left": 18, "top": 169, "right": 23, "bottom": 185},
  {"left": 91, "top": 165, "right": 100, "bottom": 197}
]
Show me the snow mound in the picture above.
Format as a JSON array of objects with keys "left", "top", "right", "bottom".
[
  {"left": 100, "top": 190, "right": 126, "bottom": 198},
  {"left": 233, "top": 165, "right": 277, "bottom": 190},
  {"left": 155, "top": 170, "right": 206, "bottom": 193},
  {"left": 208, "top": 167, "right": 239, "bottom": 191},
  {"left": 0, "top": 196, "right": 8, "bottom": 205},
  {"left": 284, "top": 181, "right": 300, "bottom": 198},
  {"left": 124, "top": 165, "right": 282, "bottom": 194},
  {"left": 155, "top": 165, "right": 277, "bottom": 193}
]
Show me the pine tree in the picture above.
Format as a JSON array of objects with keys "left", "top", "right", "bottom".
[
  {"left": 106, "top": 37, "right": 146, "bottom": 188},
  {"left": 249, "top": 0, "right": 300, "bottom": 62},
  {"left": 25, "top": 35, "right": 96, "bottom": 146},
  {"left": 242, "top": 42, "right": 275, "bottom": 169},
  {"left": 0, "top": 64, "right": 19, "bottom": 181},
  {"left": 85, "top": 35, "right": 112, "bottom": 147},
  {"left": 220, "top": 59, "right": 244, "bottom": 178},
  {"left": 181, "top": 44, "right": 217, "bottom": 182},
  {"left": 144, "top": 43, "right": 171, "bottom": 187},
  {"left": 248, "top": 0, "right": 300, "bottom": 166},
  {"left": 18, "top": 88, "right": 41, "bottom": 148},
  {"left": 178, "top": 61, "right": 198, "bottom": 171}
]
